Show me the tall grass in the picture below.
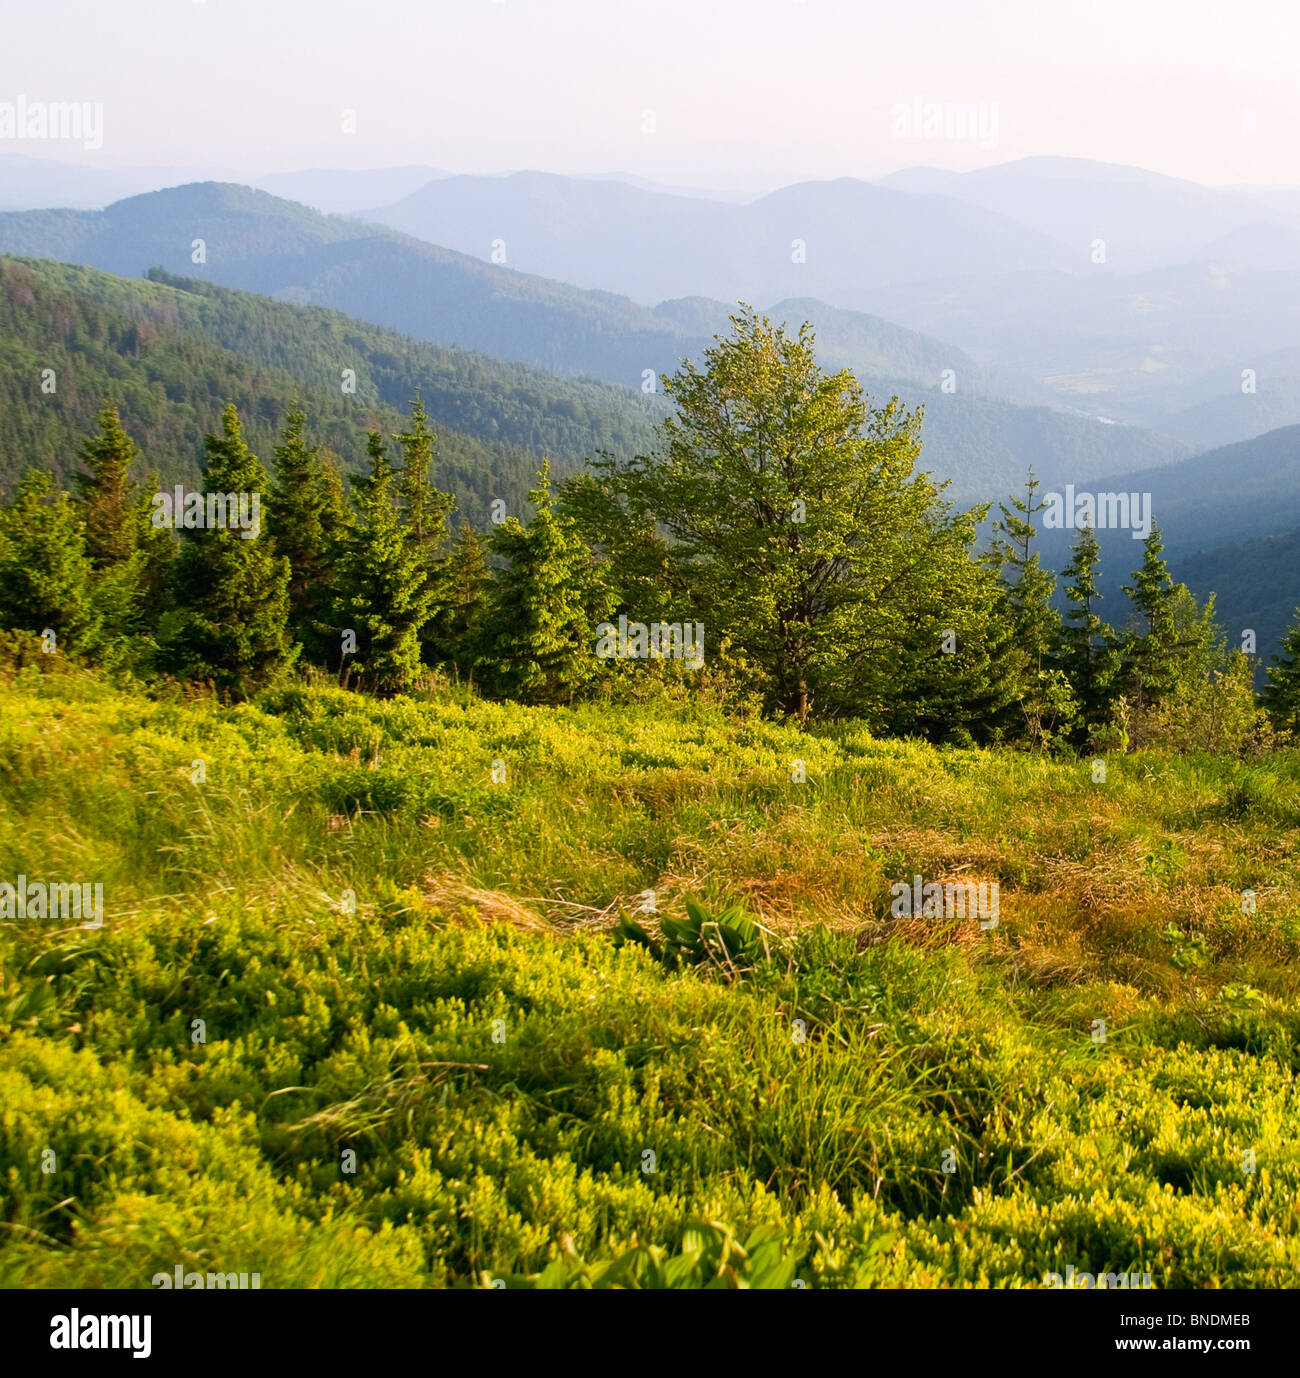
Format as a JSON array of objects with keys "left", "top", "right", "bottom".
[{"left": 2, "top": 665, "right": 1299, "bottom": 1287}]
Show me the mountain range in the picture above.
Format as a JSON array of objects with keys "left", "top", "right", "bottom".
[
  {"left": 2, "top": 154, "right": 1297, "bottom": 656},
  {"left": 0, "top": 181, "right": 1190, "bottom": 500},
  {"left": 9, "top": 153, "right": 1300, "bottom": 451}
]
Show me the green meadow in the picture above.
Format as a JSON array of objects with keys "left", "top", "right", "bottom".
[{"left": 3, "top": 664, "right": 1300, "bottom": 1288}]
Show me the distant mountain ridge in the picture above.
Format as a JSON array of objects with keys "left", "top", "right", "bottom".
[
  {"left": 874, "top": 156, "right": 1294, "bottom": 272},
  {"left": 360, "top": 169, "right": 1074, "bottom": 305},
  {"left": 7, "top": 155, "right": 1300, "bottom": 456},
  {"left": 0, "top": 182, "right": 1191, "bottom": 499}
]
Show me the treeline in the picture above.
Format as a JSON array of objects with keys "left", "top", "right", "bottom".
[{"left": 3, "top": 307, "right": 1300, "bottom": 751}]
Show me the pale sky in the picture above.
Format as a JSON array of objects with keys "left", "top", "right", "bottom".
[{"left": 4, "top": 0, "right": 1300, "bottom": 189}]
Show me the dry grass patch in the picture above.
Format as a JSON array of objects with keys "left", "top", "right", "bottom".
[{"left": 423, "top": 871, "right": 622, "bottom": 932}]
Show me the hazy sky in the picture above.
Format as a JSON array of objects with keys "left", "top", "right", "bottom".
[{"left": 4, "top": 0, "right": 1300, "bottom": 188}]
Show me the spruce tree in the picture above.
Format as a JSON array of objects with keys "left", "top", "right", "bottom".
[
  {"left": 1057, "top": 523, "right": 1119, "bottom": 741},
  {"left": 425, "top": 521, "right": 491, "bottom": 678},
  {"left": 333, "top": 430, "right": 434, "bottom": 695},
  {"left": 1120, "top": 523, "right": 1180, "bottom": 709},
  {"left": 74, "top": 403, "right": 140, "bottom": 568},
  {"left": 993, "top": 469, "right": 1068, "bottom": 744},
  {"left": 1263, "top": 608, "right": 1300, "bottom": 736},
  {"left": 0, "top": 470, "right": 100, "bottom": 654},
  {"left": 161, "top": 403, "right": 297, "bottom": 696},
  {"left": 71, "top": 404, "right": 171, "bottom": 668},
  {"left": 394, "top": 397, "right": 455, "bottom": 660},
  {"left": 266, "top": 407, "right": 347, "bottom": 663},
  {"left": 394, "top": 398, "right": 453, "bottom": 552},
  {"left": 482, "top": 462, "right": 609, "bottom": 705}
]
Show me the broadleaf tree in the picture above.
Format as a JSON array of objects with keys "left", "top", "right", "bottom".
[{"left": 581, "top": 306, "right": 1013, "bottom": 733}]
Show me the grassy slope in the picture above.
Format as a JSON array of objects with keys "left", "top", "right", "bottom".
[{"left": 2, "top": 668, "right": 1300, "bottom": 1287}]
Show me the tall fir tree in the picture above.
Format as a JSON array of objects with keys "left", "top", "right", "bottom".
[
  {"left": 266, "top": 407, "right": 347, "bottom": 664},
  {"left": 482, "top": 462, "right": 609, "bottom": 705},
  {"left": 425, "top": 521, "right": 491, "bottom": 678},
  {"left": 394, "top": 397, "right": 455, "bottom": 660},
  {"left": 0, "top": 470, "right": 100, "bottom": 654},
  {"left": 394, "top": 398, "right": 453, "bottom": 551},
  {"left": 1057, "top": 523, "right": 1119, "bottom": 742},
  {"left": 333, "top": 430, "right": 435, "bottom": 695},
  {"left": 1262, "top": 607, "right": 1300, "bottom": 736},
  {"left": 993, "top": 469, "right": 1070, "bottom": 744},
  {"left": 74, "top": 403, "right": 140, "bottom": 568},
  {"left": 1120, "top": 523, "right": 1180, "bottom": 709},
  {"left": 72, "top": 404, "right": 176, "bottom": 667},
  {"left": 161, "top": 403, "right": 297, "bottom": 696}
]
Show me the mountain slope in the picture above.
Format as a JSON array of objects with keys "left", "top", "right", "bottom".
[
  {"left": 1024, "top": 424, "right": 1300, "bottom": 661},
  {"left": 0, "top": 255, "right": 662, "bottom": 519},
  {"left": 0, "top": 184, "right": 1193, "bottom": 498},
  {"left": 1174, "top": 524, "right": 1300, "bottom": 670},
  {"left": 1077, "top": 425, "right": 1300, "bottom": 560},
  {"left": 254, "top": 166, "right": 449, "bottom": 214},
  {"left": 0, "top": 183, "right": 714, "bottom": 385}
]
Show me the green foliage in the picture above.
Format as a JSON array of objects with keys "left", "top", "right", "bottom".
[
  {"left": 69, "top": 403, "right": 174, "bottom": 672},
  {"left": 1057, "top": 525, "right": 1120, "bottom": 744},
  {"left": 994, "top": 469, "right": 1071, "bottom": 745},
  {"left": 0, "top": 267, "right": 1253, "bottom": 744},
  {"left": 394, "top": 396, "right": 453, "bottom": 552},
  {"left": 3, "top": 673, "right": 1300, "bottom": 1287},
  {"left": 159, "top": 404, "right": 297, "bottom": 696},
  {"left": 1161, "top": 923, "right": 1209, "bottom": 971},
  {"left": 0, "top": 255, "right": 661, "bottom": 518},
  {"left": 507, "top": 1221, "right": 799, "bottom": 1289},
  {"left": 0, "top": 470, "right": 99, "bottom": 654},
  {"left": 616, "top": 896, "right": 764, "bottom": 972},
  {"left": 585, "top": 307, "right": 1015, "bottom": 732},
  {"left": 394, "top": 397, "right": 457, "bottom": 665},
  {"left": 1263, "top": 606, "right": 1300, "bottom": 737},
  {"left": 482, "top": 462, "right": 610, "bottom": 704},
  {"left": 266, "top": 407, "right": 348, "bottom": 664},
  {"left": 1119, "top": 525, "right": 1182, "bottom": 710},
  {"left": 73, "top": 402, "right": 144, "bottom": 569},
  {"left": 425, "top": 522, "right": 491, "bottom": 678},
  {"left": 333, "top": 431, "right": 435, "bottom": 695}
]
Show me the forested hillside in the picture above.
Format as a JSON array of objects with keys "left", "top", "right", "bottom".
[
  {"left": 0, "top": 256, "right": 663, "bottom": 515},
  {"left": 1175, "top": 524, "right": 1300, "bottom": 669},
  {"left": 1029, "top": 424, "right": 1300, "bottom": 662}
]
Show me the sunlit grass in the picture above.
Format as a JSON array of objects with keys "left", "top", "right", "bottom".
[{"left": 2, "top": 664, "right": 1299, "bottom": 1287}]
